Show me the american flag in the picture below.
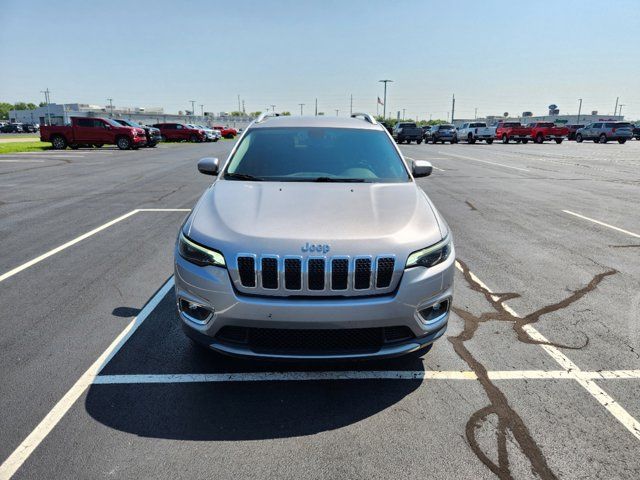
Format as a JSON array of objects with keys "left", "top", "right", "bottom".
[{"left": 377, "top": 96, "right": 384, "bottom": 106}]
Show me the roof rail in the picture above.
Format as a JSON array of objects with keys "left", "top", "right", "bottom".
[
  {"left": 350, "top": 112, "right": 377, "bottom": 125},
  {"left": 255, "top": 112, "right": 280, "bottom": 123}
]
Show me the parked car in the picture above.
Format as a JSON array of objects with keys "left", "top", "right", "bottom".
[
  {"left": 426, "top": 124, "right": 457, "bottom": 144},
  {"left": 152, "top": 123, "right": 206, "bottom": 142},
  {"left": 40, "top": 117, "right": 146, "bottom": 150},
  {"left": 528, "top": 122, "right": 569, "bottom": 144},
  {"left": 21, "top": 123, "right": 39, "bottom": 133},
  {"left": 495, "top": 121, "right": 532, "bottom": 144},
  {"left": 566, "top": 124, "right": 585, "bottom": 141},
  {"left": 113, "top": 119, "right": 162, "bottom": 147},
  {"left": 189, "top": 124, "right": 220, "bottom": 142},
  {"left": 1, "top": 123, "right": 24, "bottom": 133},
  {"left": 633, "top": 124, "right": 640, "bottom": 140},
  {"left": 213, "top": 125, "right": 237, "bottom": 139},
  {"left": 175, "top": 113, "right": 453, "bottom": 359},
  {"left": 575, "top": 122, "right": 634, "bottom": 144},
  {"left": 381, "top": 122, "right": 394, "bottom": 135},
  {"left": 456, "top": 122, "right": 495, "bottom": 144},
  {"left": 393, "top": 122, "right": 423, "bottom": 144}
]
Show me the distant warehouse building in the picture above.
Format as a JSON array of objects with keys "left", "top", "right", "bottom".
[
  {"left": 454, "top": 112, "right": 624, "bottom": 128},
  {"left": 9, "top": 103, "right": 253, "bottom": 127}
]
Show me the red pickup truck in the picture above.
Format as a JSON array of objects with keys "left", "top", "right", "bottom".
[
  {"left": 151, "top": 123, "right": 206, "bottom": 142},
  {"left": 528, "top": 122, "right": 569, "bottom": 144},
  {"left": 40, "top": 117, "right": 146, "bottom": 150},
  {"left": 213, "top": 125, "right": 237, "bottom": 139},
  {"left": 495, "top": 122, "right": 532, "bottom": 144}
]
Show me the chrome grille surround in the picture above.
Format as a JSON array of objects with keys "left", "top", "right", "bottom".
[{"left": 231, "top": 254, "right": 399, "bottom": 297}]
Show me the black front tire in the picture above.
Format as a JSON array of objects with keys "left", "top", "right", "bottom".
[
  {"left": 486, "top": 139, "right": 494, "bottom": 145},
  {"left": 599, "top": 134, "right": 607, "bottom": 144},
  {"left": 117, "top": 137, "right": 131, "bottom": 150},
  {"left": 576, "top": 134, "right": 583, "bottom": 143},
  {"left": 51, "top": 135, "right": 67, "bottom": 150},
  {"left": 502, "top": 134, "right": 509, "bottom": 144},
  {"left": 618, "top": 139, "right": 626, "bottom": 144},
  {"left": 555, "top": 139, "right": 563, "bottom": 144},
  {"left": 416, "top": 139, "right": 422, "bottom": 144}
]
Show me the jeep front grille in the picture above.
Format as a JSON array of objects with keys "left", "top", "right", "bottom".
[{"left": 233, "top": 255, "right": 398, "bottom": 297}]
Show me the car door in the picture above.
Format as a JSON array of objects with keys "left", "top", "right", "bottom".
[
  {"left": 174, "top": 124, "right": 187, "bottom": 140},
  {"left": 590, "top": 123, "right": 602, "bottom": 139},
  {"left": 96, "top": 119, "right": 117, "bottom": 143},
  {"left": 74, "top": 118, "right": 97, "bottom": 143}
]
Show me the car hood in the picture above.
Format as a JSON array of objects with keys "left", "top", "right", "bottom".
[{"left": 186, "top": 181, "right": 446, "bottom": 258}]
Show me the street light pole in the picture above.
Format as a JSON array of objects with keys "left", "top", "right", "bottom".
[
  {"left": 350, "top": 94, "right": 353, "bottom": 116},
  {"left": 335, "top": 109, "right": 339, "bottom": 116},
  {"left": 299, "top": 103, "right": 305, "bottom": 115},
  {"left": 41, "top": 88, "right": 52, "bottom": 125},
  {"left": 613, "top": 97, "right": 619, "bottom": 116},
  {"left": 200, "top": 104, "right": 204, "bottom": 118},
  {"left": 315, "top": 98, "right": 318, "bottom": 116},
  {"left": 577, "top": 98, "right": 582, "bottom": 123},
  {"left": 474, "top": 107, "right": 478, "bottom": 119},
  {"left": 270, "top": 104, "right": 276, "bottom": 113},
  {"left": 189, "top": 100, "right": 195, "bottom": 119},
  {"left": 378, "top": 79, "right": 393, "bottom": 119},
  {"left": 107, "top": 98, "right": 114, "bottom": 117},
  {"left": 618, "top": 104, "right": 625, "bottom": 117}
]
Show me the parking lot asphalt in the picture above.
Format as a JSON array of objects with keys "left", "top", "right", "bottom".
[{"left": 1, "top": 140, "right": 639, "bottom": 479}]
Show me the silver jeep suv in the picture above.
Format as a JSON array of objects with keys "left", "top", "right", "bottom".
[{"left": 174, "top": 113, "right": 455, "bottom": 359}]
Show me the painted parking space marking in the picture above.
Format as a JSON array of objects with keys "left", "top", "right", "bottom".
[
  {"left": 563, "top": 210, "right": 640, "bottom": 239},
  {"left": 438, "top": 151, "right": 531, "bottom": 172},
  {"left": 455, "top": 261, "right": 640, "bottom": 441},
  {"left": 0, "top": 278, "right": 175, "bottom": 480},
  {"left": 0, "top": 208, "right": 191, "bottom": 284},
  {"left": 0, "top": 160, "right": 46, "bottom": 163},
  {"left": 92, "top": 369, "right": 640, "bottom": 385}
]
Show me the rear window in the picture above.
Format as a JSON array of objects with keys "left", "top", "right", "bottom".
[
  {"left": 439, "top": 125, "right": 455, "bottom": 130},
  {"left": 504, "top": 122, "right": 521, "bottom": 127},
  {"left": 470, "top": 123, "right": 486, "bottom": 128},
  {"left": 606, "top": 122, "right": 631, "bottom": 128},
  {"left": 537, "top": 122, "right": 555, "bottom": 127},
  {"left": 225, "top": 127, "right": 409, "bottom": 183}
]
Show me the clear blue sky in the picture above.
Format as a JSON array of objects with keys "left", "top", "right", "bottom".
[{"left": 1, "top": 0, "right": 639, "bottom": 119}]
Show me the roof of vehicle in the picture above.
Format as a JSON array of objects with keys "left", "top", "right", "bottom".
[{"left": 249, "top": 115, "right": 383, "bottom": 131}]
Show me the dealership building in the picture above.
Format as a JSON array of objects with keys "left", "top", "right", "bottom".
[{"left": 8, "top": 103, "right": 252, "bottom": 127}]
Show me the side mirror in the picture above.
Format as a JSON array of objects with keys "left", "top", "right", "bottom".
[
  {"left": 104, "top": 124, "right": 111, "bottom": 129},
  {"left": 197, "top": 157, "right": 219, "bottom": 176},
  {"left": 412, "top": 160, "right": 433, "bottom": 178}
]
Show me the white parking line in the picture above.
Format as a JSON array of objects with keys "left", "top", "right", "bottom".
[
  {"left": 92, "top": 369, "right": 640, "bottom": 384},
  {"left": 455, "top": 261, "right": 640, "bottom": 441},
  {"left": 0, "top": 208, "right": 191, "bottom": 284},
  {"left": 562, "top": 210, "right": 640, "bottom": 239},
  {"left": 439, "top": 152, "right": 531, "bottom": 172},
  {"left": 0, "top": 160, "right": 46, "bottom": 163},
  {"left": 0, "top": 278, "right": 175, "bottom": 480}
]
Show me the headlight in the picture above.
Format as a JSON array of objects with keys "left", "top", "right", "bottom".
[
  {"left": 178, "top": 231, "right": 226, "bottom": 267},
  {"left": 406, "top": 235, "right": 452, "bottom": 269}
]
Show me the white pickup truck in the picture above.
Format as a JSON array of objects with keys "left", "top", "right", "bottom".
[{"left": 456, "top": 122, "right": 496, "bottom": 144}]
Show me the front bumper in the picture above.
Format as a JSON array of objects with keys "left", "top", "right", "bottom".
[
  {"left": 132, "top": 135, "right": 147, "bottom": 145},
  {"left": 174, "top": 247, "right": 455, "bottom": 360}
]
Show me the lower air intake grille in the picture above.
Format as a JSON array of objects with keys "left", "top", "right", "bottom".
[{"left": 215, "top": 326, "right": 415, "bottom": 354}]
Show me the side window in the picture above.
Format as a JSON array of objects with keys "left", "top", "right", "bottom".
[
  {"left": 93, "top": 119, "right": 106, "bottom": 128},
  {"left": 176, "top": 124, "right": 183, "bottom": 130},
  {"left": 77, "top": 118, "right": 93, "bottom": 127},
  {"left": 592, "top": 123, "right": 602, "bottom": 129}
]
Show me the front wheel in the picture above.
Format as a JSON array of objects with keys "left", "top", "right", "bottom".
[
  {"left": 535, "top": 134, "right": 544, "bottom": 144},
  {"left": 468, "top": 134, "right": 475, "bottom": 144},
  {"left": 486, "top": 139, "right": 494, "bottom": 145},
  {"left": 190, "top": 134, "right": 199, "bottom": 143},
  {"left": 576, "top": 134, "right": 583, "bottom": 143},
  {"left": 599, "top": 134, "right": 607, "bottom": 144},
  {"left": 502, "top": 134, "right": 509, "bottom": 144},
  {"left": 555, "top": 139, "right": 563, "bottom": 144},
  {"left": 521, "top": 139, "right": 529, "bottom": 144},
  {"left": 117, "top": 137, "right": 131, "bottom": 150},
  {"left": 416, "top": 139, "right": 422, "bottom": 144},
  {"left": 618, "top": 139, "right": 627, "bottom": 144}
]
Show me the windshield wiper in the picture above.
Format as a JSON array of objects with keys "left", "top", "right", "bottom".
[
  {"left": 224, "top": 172, "right": 263, "bottom": 181},
  {"left": 311, "top": 177, "right": 367, "bottom": 183}
]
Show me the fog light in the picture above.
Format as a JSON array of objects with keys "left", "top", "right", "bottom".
[
  {"left": 179, "top": 298, "right": 213, "bottom": 324},
  {"left": 418, "top": 299, "right": 450, "bottom": 324}
]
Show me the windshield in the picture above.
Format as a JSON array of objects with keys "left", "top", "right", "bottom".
[
  {"left": 224, "top": 127, "right": 410, "bottom": 183},
  {"left": 105, "top": 118, "right": 126, "bottom": 127},
  {"left": 439, "top": 125, "right": 455, "bottom": 130}
]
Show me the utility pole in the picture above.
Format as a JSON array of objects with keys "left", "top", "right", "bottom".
[
  {"left": 315, "top": 98, "right": 318, "bottom": 116},
  {"left": 613, "top": 97, "right": 619, "bottom": 116},
  {"left": 41, "top": 88, "right": 52, "bottom": 125},
  {"left": 378, "top": 79, "right": 393, "bottom": 119},
  {"left": 577, "top": 98, "right": 582, "bottom": 123},
  {"left": 474, "top": 107, "right": 478, "bottom": 119},
  {"left": 350, "top": 94, "right": 353, "bottom": 116},
  {"left": 189, "top": 100, "right": 195, "bottom": 118},
  {"left": 298, "top": 103, "right": 305, "bottom": 115},
  {"left": 402, "top": 108, "right": 405, "bottom": 120},
  {"left": 107, "top": 98, "right": 114, "bottom": 117},
  {"left": 270, "top": 104, "right": 276, "bottom": 113},
  {"left": 618, "top": 104, "right": 625, "bottom": 117},
  {"left": 200, "top": 104, "right": 204, "bottom": 118},
  {"left": 237, "top": 95, "right": 241, "bottom": 113},
  {"left": 335, "top": 109, "right": 339, "bottom": 116},
  {"left": 242, "top": 100, "right": 245, "bottom": 114},
  {"left": 451, "top": 94, "right": 455, "bottom": 124}
]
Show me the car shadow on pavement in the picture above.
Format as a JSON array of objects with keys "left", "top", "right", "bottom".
[{"left": 85, "top": 286, "right": 426, "bottom": 440}]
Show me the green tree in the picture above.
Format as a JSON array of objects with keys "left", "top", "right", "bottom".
[
  {"left": 249, "top": 111, "right": 262, "bottom": 117},
  {"left": 0, "top": 102, "right": 13, "bottom": 119},
  {"left": 229, "top": 111, "right": 244, "bottom": 117},
  {"left": 280, "top": 111, "right": 291, "bottom": 116},
  {"left": 12, "top": 102, "right": 37, "bottom": 111}
]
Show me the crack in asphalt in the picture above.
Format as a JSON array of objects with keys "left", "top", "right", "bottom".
[
  {"left": 465, "top": 200, "right": 478, "bottom": 211},
  {"left": 449, "top": 259, "right": 616, "bottom": 480}
]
